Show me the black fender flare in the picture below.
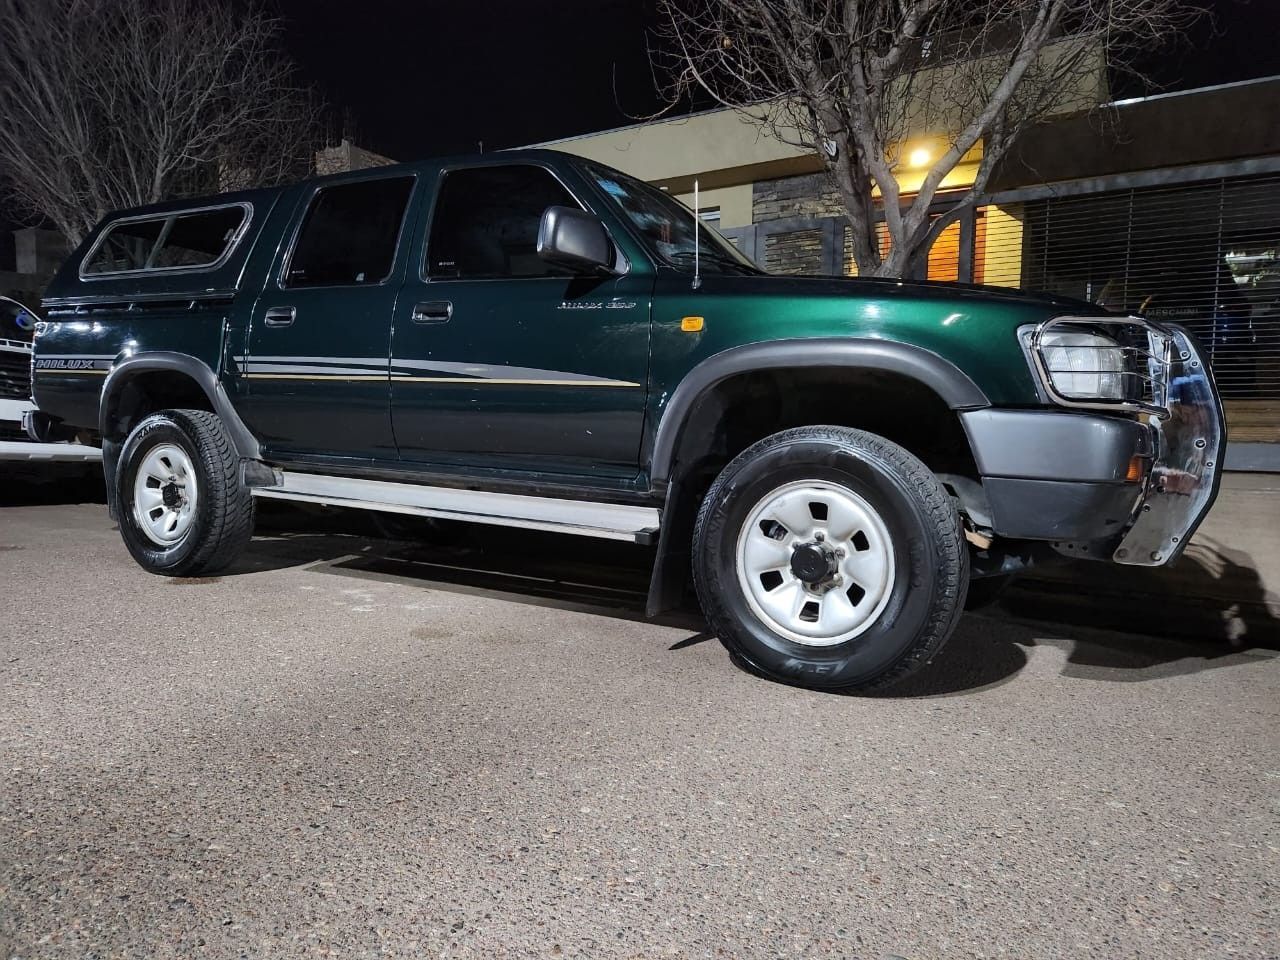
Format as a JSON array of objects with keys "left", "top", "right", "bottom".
[
  {"left": 643, "top": 338, "right": 990, "bottom": 617},
  {"left": 99, "top": 352, "right": 260, "bottom": 458},
  {"left": 647, "top": 337, "right": 989, "bottom": 487},
  {"left": 98, "top": 353, "right": 262, "bottom": 520}
]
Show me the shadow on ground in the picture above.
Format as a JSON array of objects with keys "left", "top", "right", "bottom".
[
  {"left": 0, "top": 464, "right": 105, "bottom": 506},
  {"left": 4, "top": 482, "right": 1274, "bottom": 696},
  {"left": 1004, "top": 536, "right": 1280, "bottom": 655},
  {"left": 233, "top": 503, "right": 1277, "bottom": 697}
]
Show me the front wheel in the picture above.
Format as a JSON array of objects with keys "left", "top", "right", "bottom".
[
  {"left": 692, "top": 426, "right": 968, "bottom": 693},
  {"left": 116, "top": 409, "right": 255, "bottom": 576}
]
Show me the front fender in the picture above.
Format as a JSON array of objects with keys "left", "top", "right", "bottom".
[{"left": 646, "top": 337, "right": 990, "bottom": 486}]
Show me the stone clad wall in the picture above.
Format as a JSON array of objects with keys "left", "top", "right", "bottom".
[
  {"left": 752, "top": 173, "right": 846, "bottom": 276},
  {"left": 752, "top": 173, "right": 843, "bottom": 224},
  {"left": 314, "top": 139, "right": 396, "bottom": 176},
  {"left": 763, "top": 229, "right": 825, "bottom": 275}
]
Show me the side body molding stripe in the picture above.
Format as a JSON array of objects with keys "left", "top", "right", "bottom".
[{"left": 647, "top": 338, "right": 990, "bottom": 485}]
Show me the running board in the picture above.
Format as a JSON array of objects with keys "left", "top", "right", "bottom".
[{"left": 251, "top": 471, "right": 661, "bottom": 544}]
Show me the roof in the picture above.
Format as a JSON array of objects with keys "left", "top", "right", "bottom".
[{"left": 89, "top": 150, "right": 593, "bottom": 223}]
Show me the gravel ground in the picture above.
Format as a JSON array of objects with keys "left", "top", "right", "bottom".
[{"left": 1, "top": 502, "right": 1277, "bottom": 959}]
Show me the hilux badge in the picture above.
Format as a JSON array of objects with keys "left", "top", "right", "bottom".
[
  {"left": 35, "top": 358, "right": 97, "bottom": 370},
  {"left": 558, "top": 301, "right": 636, "bottom": 310}
]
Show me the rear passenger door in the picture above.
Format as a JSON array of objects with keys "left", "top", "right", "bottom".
[{"left": 241, "top": 174, "right": 417, "bottom": 460}]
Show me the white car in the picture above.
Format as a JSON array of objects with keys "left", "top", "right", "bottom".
[
  {"left": 0, "top": 295, "right": 37, "bottom": 440},
  {"left": 0, "top": 293, "right": 102, "bottom": 466}
]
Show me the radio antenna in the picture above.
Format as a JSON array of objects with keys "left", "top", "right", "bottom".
[{"left": 692, "top": 179, "right": 702, "bottom": 290}]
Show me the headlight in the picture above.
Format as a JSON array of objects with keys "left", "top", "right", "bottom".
[{"left": 1039, "top": 330, "right": 1125, "bottom": 400}]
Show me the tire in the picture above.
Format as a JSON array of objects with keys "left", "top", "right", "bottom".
[
  {"left": 115, "top": 409, "right": 255, "bottom": 576},
  {"left": 692, "top": 425, "right": 968, "bottom": 693}
]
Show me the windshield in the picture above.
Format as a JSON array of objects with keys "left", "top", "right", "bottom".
[{"left": 584, "top": 163, "right": 759, "bottom": 275}]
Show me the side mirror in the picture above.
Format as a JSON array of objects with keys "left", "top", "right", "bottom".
[{"left": 537, "top": 206, "right": 613, "bottom": 274}]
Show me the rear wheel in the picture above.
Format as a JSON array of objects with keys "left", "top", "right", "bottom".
[
  {"left": 692, "top": 425, "right": 968, "bottom": 692},
  {"left": 116, "top": 409, "right": 255, "bottom": 576}
]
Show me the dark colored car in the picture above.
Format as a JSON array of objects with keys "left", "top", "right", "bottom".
[{"left": 30, "top": 150, "right": 1223, "bottom": 692}]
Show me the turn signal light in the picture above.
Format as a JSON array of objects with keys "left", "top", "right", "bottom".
[
  {"left": 1126, "top": 456, "right": 1148, "bottom": 483},
  {"left": 681, "top": 316, "right": 705, "bottom": 332}
]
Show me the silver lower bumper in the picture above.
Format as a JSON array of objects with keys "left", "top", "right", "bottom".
[
  {"left": 0, "top": 396, "right": 35, "bottom": 425},
  {"left": 1114, "top": 326, "right": 1225, "bottom": 566}
]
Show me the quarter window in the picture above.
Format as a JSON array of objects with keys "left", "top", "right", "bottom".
[
  {"left": 284, "top": 177, "right": 414, "bottom": 288},
  {"left": 151, "top": 207, "right": 247, "bottom": 268},
  {"left": 83, "top": 205, "right": 248, "bottom": 276},
  {"left": 427, "top": 165, "right": 581, "bottom": 280}
]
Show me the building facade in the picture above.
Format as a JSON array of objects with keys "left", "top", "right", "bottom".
[
  {"left": 0, "top": 227, "right": 66, "bottom": 307},
  {"left": 538, "top": 77, "right": 1280, "bottom": 455}
]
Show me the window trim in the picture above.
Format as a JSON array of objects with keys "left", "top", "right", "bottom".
[
  {"left": 78, "top": 201, "right": 254, "bottom": 281},
  {"left": 277, "top": 173, "right": 418, "bottom": 292},
  {"left": 420, "top": 160, "right": 629, "bottom": 284}
]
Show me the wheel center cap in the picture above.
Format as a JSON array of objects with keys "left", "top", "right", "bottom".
[
  {"left": 790, "top": 541, "right": 837, "bottom": 583},
  {"left": 161, "top": 483, "right": 182, "bottom": 509}
]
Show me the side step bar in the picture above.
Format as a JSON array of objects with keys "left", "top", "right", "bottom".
[
  {"left": 0, "top": 440, "right": 103, "bottom": 462},
  {"left": 251, "top": 471, "right": 661, "bottom": 544}
]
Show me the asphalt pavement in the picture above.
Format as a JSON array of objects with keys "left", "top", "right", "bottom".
[{"left": 1, "top": 499, "right": 1277, "bottom": 959}]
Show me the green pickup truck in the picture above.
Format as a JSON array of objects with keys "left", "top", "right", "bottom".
[{"left": 30, "top": 150, "right": 1224, "bottom": 692}]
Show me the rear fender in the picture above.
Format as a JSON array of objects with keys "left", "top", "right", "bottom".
[{"left": 99, "top": 352, "right": 261, "bottom": 518}]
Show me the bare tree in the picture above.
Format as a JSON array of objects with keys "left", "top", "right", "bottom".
[
  {"left": 0, "top": 0, "right": 323, "bottom": 246},
  {"left": 655, "top": 0, "right": 1199, "bottom": 277}
]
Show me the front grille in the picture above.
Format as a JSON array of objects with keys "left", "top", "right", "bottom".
[
  {"left": 0, "top": 348, "right": 32, "bottom": 401},
  {"left": 1030, "top": 315, "right": 1174, "bottom": 417}
]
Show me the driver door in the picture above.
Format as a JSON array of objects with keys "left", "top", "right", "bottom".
[{"left": 390, "top": 163, "right": 652, "bottom": 480}]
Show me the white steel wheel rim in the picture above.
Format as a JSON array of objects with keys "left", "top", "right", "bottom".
[
  {"left": 735, "top": 479, "right": 896, "bottom": 647},
  {"left": 132, "top": 443, "right": 199, "bottom": 547}
]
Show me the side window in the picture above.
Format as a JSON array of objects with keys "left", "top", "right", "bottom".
[
  {"left": 82, "top": 205, "right": 248, "bottom": 276},
  {"left": 84, "top": 220, "right": 166, "bottom": 274},
  {"left": 151, "top": 207, "right": 246, "bottom": 268},
  {"left": 284, "top": 176, "right": 414, "bottom": 288},
  {"left": 427, "top": 165, "right": 581, "bottom": 280}
]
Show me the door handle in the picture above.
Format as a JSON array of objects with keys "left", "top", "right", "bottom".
[
  {"left": 263, "top": 306, "right": 296, "bottom": 328},
  {"left": 412, "top": 300, "right": 453, "bottom": 324}
]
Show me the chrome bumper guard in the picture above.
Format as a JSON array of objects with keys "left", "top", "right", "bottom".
[
  {"left": 1112, "top": 324, "right": 1224, "bottom": 566},
  {"left": 1028, "top": 317, "right": 1225, "bottom": 566}
]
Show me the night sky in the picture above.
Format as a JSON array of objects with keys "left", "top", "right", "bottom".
[
  {"left": 275, "top": 0, "right": 669, "bottom": 161},
  {"left": 275, "top": 0, "right": 1280, "bottom": 164},
  {"left": 2, "top": 0, "right": 1278, "bottom": 267}
]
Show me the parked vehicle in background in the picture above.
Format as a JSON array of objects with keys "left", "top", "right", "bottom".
[
  {"left": 0, "top": 295, "right": 37, "bottom": 440},
  {"left": 0, "top": 293, "right": 103, "bottom": 471},
  {"left": 28, "top": 150, "right": 1225, "bottom": 693}
]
